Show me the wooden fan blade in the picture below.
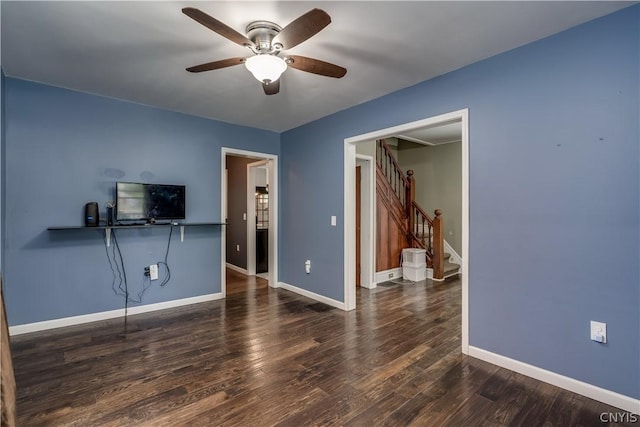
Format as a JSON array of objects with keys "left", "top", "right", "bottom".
[
  {"left": 182, "top": 7, "right": 254, "bottom": 48},
  {"left": 262, "top": 79, "right": 280, "bottom": 95},
  {"left": 272, "top": 9, "right": 331, "bottom": 49},
  {"left": 186, "top": 57, "right": 245, "bottom": 73},
  {"left": 286, "top": 55, "right": 347, "bottom": 78}
]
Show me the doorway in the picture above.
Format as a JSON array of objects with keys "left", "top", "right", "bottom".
[
  {"left": 221, "top": 148, "right": 278, "bottom": 298},
  {"left": 247, "top": 160, "right": 269, "bottom": 278},
  {"left": 344, "top": 109, "right": 469, "bottom": 353}
]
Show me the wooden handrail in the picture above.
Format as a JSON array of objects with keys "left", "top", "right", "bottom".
[
  {"left": 377, "top": 139, "right": 409, "bottom": 208},
  {"left": 377, "top": 139, "right": 409, "bottom": 187},
  {"left": 406, "top": 170, "right": 415, "bottom": 235}
]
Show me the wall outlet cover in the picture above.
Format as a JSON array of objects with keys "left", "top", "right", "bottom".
[{"left": 150, "top": 264, "right": 159, "bottom": 281}]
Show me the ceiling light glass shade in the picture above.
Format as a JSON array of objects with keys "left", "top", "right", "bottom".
[{"left": 245, "top": 55, "right": 287, "bottom": 83}]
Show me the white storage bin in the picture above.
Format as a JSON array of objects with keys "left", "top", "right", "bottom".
[
  {"left": 403, "top": 264, "right": 427, "bottom": 282},
  {"left": 402, "top": 248, "right": 426, "bottom": 268}
]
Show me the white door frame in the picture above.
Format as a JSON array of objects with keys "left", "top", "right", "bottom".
[
  {"left": 356, "top": 154, "right": 376, "bottom": 289},
  {"left": 221, "top": 148, "right": 279, "bottom": 297},
  {"left": 247, "top": 160, "right": 269, "bottom": 276},
  {"left": 344, "top": 108, "right": 470, "bottom": 354}
]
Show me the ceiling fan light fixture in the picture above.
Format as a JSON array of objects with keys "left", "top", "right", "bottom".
[{"left": 245, "top": 55, "right": 287, "bottom": 84}]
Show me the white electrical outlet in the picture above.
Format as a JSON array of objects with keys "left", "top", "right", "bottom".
[
  {"left": 305, "top": 260, "right": 311, "bottom": 274},
  {"left": 236, "top": 244, "right": 240, "bottom": 252},
  {"left": 331, "top": 216, "right": 337, "bottom": 226},
  {"left": 590, "top": 321, "right": 607, "bottom": 343},
  {"left": 149, "top": 264, "right": 159, "bottom": 281}
]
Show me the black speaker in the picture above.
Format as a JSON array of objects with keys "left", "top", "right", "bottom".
[
  {"left": 84, "top": 202, "right": 99, "bottom": 227},
  {"left": 106, "top": 206, "right": 114, "bottom": 226}
]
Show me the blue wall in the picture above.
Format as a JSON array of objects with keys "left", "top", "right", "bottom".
[
  {"left": 3, "top": 78, "right": 279, "bottom": 325},
  {"left": 280, "top": 6, "right": 639, "bottom": 398},
  {"left": 1, "top": 71, "right": 5, "bottom": 275}
]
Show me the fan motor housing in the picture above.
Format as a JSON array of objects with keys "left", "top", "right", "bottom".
[{"left": 246, "top": 21, "right": 282, "bottom": 53}]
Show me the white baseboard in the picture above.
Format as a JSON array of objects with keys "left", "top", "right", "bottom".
[
  {"left": 9, "top": 293, "right": 224, "bottom": 336},
  {"left": 225, "top": 263, "right": 248, "bottom": 275},
  {"left": 277, "top": 282, "right": 346, "bottom": 311},
  {"left": 468, "top": 346, "right": 640, "bottom": 415},
  {"left": 429, "top": 268, "right": 460, "bottom": 282},
  {"left": 375, "top": 268, "right": 403, "bottom": 284},
  {"left": 360, "top": 281, "right": 377, "bottom": 289}
]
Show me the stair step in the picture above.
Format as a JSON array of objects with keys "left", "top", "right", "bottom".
[{"left": 443, "top": 261, "right": 460, "bottom": 278}]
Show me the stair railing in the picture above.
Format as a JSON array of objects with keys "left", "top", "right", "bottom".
[
  {"left": 377, "top": 139, "right": 409, "bottom": 209},
  {"left": 408, "top": 203, "right": 444, "bottom": 277}
]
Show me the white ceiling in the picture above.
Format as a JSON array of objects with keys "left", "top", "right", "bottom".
[
  {"left": 1, "top": 1, "right": 633, "bottom": 132},
  {"left": 398, "top": 121, "right": 462, "bottom": 146}
]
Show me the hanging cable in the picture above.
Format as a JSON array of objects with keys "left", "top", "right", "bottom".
[
  {"left": 111, "top": 230, "right": 129, "bottom": 318},
  {"left": 103, "top": 231, "right": 124, "bottom": 299},
  {"left": 158, "top": 226, "right": 173, "bottom": 287},
  {"left": 103, "top": 225, "right": 175, "bottom": 318}
]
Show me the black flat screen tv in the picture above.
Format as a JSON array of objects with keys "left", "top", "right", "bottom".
[{"left": 115, "top": 182, "right": 185, "bottom": 221}]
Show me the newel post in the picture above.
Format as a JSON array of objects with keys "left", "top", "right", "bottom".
[
  {"left": 406, "top": 170, "right": 415, "bottom": 234},
  {"left": 432, "top": 209, "right": 444, "bottom": 279}
]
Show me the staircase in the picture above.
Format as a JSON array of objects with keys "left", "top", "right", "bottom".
[{"left": 376, "top": 139, "right": 460, "bottom": 281}]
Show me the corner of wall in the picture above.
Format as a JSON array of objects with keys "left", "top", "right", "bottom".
[{"left": 1, "top": 70, "right": 6, "bottom": 275}]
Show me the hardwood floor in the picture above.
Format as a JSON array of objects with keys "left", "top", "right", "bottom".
[{"left": 10, "top": 270, "right": 635, "bottom": 426}]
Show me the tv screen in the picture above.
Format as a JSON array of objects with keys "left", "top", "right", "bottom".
[{"left": 116, "top": 182, "right": 185, "bottom": 221}]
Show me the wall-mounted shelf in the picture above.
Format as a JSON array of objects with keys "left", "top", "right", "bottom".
[{"left": 47, "top": 222, "right": 226, "bottom": 246}]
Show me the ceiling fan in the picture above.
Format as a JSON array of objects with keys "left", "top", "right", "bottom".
[{"left": 182, "top": 7, "right": 347, "bottom": 95}]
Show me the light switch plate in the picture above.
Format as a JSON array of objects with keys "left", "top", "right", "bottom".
[{"left": 590, "top": 321, "right": 607, "bottom": 343}]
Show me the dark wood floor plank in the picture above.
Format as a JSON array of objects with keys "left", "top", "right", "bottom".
[
  {"left": 9, "top": 270, "right": 636, "bottom": 426},
  {"left": 343, "top": 391, "right": 411, "bottom": 426}
]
